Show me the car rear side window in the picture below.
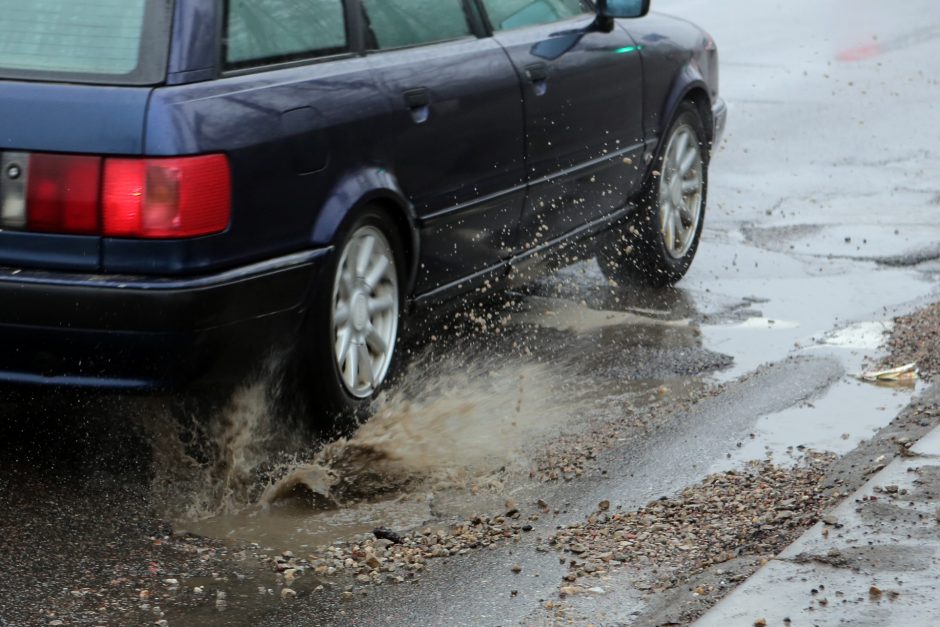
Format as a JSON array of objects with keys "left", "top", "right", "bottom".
[
  {"left": 225, "top": 0, "right": 348, "bottom": 69},
  {"left": 481, "top": 0, "right": 592, "bottom": 31},
  {"left": 362, "top": 0, "right": 473, "bottom": 50},
  {"left": 0, "top": 0, "right": 171, "bottom": 85}
]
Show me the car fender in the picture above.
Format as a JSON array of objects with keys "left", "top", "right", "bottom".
[
  {"left": 311, "top": 167, "right": 421, "bottom": 295},
  {"left": 660, "top": 63, "right": 713, "bottom": 148}
]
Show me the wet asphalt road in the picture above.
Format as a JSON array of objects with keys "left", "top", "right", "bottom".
[{"left": 4, "top": 0, "right": 940, "bottom": 625}]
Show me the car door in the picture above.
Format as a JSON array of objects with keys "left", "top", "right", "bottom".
[
  {"left": 359, "top": 0, "right": 527, "bottom": 295},
  {"left": 479, "top": 0, "right": 646, "bottom": 248}
]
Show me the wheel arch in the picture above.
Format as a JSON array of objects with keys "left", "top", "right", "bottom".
[
  {"left": 311, "top": 167, "right": 421, "bottom": 297},
  {"left": 660, "top": 64, "right": 714, "bottom": 149}
]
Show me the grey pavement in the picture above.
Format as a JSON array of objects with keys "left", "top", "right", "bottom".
[{"left": 696, "top": 406, "right": 940, "bottom": 627}]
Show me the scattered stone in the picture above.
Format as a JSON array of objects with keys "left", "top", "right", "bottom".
[
  {"left": 511, "top": 564, "right": 523, "bottom": 574},
  {"left": 373, "top": 527, "right": 404, "bottom": 544},
  {"left": 869, "top": 585, "right": 882, "bottom": 598},
  {"left": 280, "top": 588, "right": 297, "bottom": 600},
  {"left": 162, "top": 579, "right": 179, "bottom": 586},
  {"left": 549, "top": 455, "right": 836, "bottom": 591},
  {"left": 753, "top": 619, "right": 767, "bottom": 627}
]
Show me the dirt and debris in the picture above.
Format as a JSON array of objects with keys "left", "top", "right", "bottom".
[
  {"left": 858, "top": 362, "right": 918, "bottom": 385},
  {"left": 547, "top": 454, "right": 837, "bottom": 594},
  {"left": 882, "top": 303, "right": 940, "bottom": 380}
]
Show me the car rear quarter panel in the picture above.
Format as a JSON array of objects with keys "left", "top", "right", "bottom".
[{"left": 132, "top": 56, "right": 400, "bottom": 276}]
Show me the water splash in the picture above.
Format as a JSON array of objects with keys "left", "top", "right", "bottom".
[{"left": 148, "top": 353, "right": 576, "bottom": 522}]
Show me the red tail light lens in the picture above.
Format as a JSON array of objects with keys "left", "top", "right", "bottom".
[
  {"left": 26, "top": 154, "right": 102, "bottom": 235},
  {"left": 8, "top": 152, "right": 231, "bottom": 239},
  {"left": 103, "top": 155, "right": 231, "bottom": 239}
]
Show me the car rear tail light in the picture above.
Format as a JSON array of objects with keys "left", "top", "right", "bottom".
[
  {"left": 26, "top": 154, "right": 102, "bottom": 235},
  {"left": 103, "top": 155, "right": 231, "bottom": 238},
  {"left": 0, "top": 152, "right": 230, "bottom": 239}
]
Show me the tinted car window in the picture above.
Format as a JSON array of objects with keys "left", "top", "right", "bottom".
[
  {"left": 482, "top": 0, "right": 591, "bottom": 31},
  {"left": 226, "top": 0, "right": 347, "bottom": 68},
  {"left": 0, "top": 0, "right": 171, "bottom": 85},
  {"left": 362, "top": 0, "right": 473, "bottom": 50}
]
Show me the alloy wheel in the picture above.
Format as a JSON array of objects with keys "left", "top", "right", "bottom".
[
  {"left": 658, "top": 124, "right": 704, "bottom": 259},
  {"left": 331, "top": 225, "right": 399, "bottom": 399}
]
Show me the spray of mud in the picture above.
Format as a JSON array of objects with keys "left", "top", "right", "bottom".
[{"left": 146, "top": 352, "right": 578, "bottom": 523}]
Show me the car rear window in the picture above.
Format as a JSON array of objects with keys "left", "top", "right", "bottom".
[{"left": 0, "top": 0, "right": 173, "bottom": 85}]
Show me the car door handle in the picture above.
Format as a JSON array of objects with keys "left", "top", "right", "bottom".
[
  {"left": 525, "top": 63, "right": 549, "bottom": 96},
  {"left": 403, "top": 88, "right": 430, "bottom": 124}
]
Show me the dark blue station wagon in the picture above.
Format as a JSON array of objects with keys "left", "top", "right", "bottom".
[{"left": 0, "top": 0, "right": 724, "bottom": 416}]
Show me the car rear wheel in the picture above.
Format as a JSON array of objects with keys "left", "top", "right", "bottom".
[
  {"left": 287, "top": 209, "right": 404, "bottom": 428},
  {"left": 330, "top": 223, "right": 400, "bottom": 400},
  {"left": 598, "top": 102, "right": 708, "bottom": 287}
]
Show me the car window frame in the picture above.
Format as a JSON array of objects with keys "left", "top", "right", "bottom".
[
  {"left": 359, "top": 0, "right": 486, "bottom": 55},
  {"left": 219, "top": 0, "right": 359, "bottom": 76},
  {"left": 217, "top": 0, "right": 491, "bottom": 78},
  {"left": 471, "top": 0, "right": 596, "bottom": 35}
]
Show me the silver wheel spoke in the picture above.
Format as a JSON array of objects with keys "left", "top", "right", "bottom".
[
  {"left": 345, "top": 342, "right": 359, "bottom": 389},
  {"left": 366, "top": 324, "right": 388, "bottom": 355},
  {"left": 364, "top": 255, "right": 390, "bottom": 290},
  {"left": 675, "top": 212, "right": 689, "bottom": 248},
  {"left": 335, "top": 326, "right": 352, "bottom": 365},
  {"left": 679, "top": 145, "right": 698, "bottom": 176},
  {"left": 678, "top": 200, "right": 694, "bottom": 225},
  {"left": 358, "top": 343, "right": 374, "bottom": 387},
  {"left": 340, "top": 269, "right": 354, "bottom": 298},
  {"left": 681, "top": 178, "right": 700, "bottom": 194},
  {"left": 334, "top": 303, "right": 350, "bottom": 326},
  {"left": 662, "top": 208, "right": 675, "bottom": 246},
  {"left": 674, "top": 131, "right": 689, "bottom": 167},
  {"left": 369, "top": 295, "right": 395, "bottom": 314},
  {"left": 356, "top": 235, "right": 376, "bottom": 278}
]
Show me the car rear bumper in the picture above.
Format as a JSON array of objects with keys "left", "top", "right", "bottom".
[
  {"left": 712, "top": 97, "right": 728, "bottom": 147},
  {"left": 0, "top": 249, "right": 330, "bottom": 390}
]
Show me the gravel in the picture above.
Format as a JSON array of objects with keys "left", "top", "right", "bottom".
[
  {"left": 547, "top": 453, "right": 837, "bottom": 594},
  {"left": 882, "top": 302, "right": 940, "bottom": 379}
]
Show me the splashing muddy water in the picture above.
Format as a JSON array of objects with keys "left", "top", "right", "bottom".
[
  {"left": 148, "top": 286, "right": 723, "bottom": 550},
  {"left": 158, "top": 355, "right": 583, "bottom": 546}
]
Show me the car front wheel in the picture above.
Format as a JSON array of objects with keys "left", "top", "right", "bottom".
[{"left": 598, "top": 101, "right": 708, "bottom": 287}]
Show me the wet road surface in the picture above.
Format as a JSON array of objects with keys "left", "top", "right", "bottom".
[{"left": 4, "top": 0, "right": 940, "bottom": 625}]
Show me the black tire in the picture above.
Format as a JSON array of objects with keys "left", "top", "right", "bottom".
[
  {"left": 598, "top": 101, "right": 709, "bottom": 287},
  {"left": 283, "top": 207, "right": 405, "bottom": 431}
]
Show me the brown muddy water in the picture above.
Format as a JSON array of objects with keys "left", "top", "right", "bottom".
[{"left": 147, "top": 286, "right": 726, "bottom": 555}]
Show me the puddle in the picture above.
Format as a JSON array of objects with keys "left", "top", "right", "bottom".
[
  {"left": 179, "top": 495, "right": 431, "bottom": 551},
  {"left": 716, "top": 374, "right": 913, "bottom": 471},
  {"left": 153, "top": 287, "right": 723, "bottom": 555},
  {"left": 712, "top": 319, "right": 917, "bottom": 470},
  {"left": 511, "top": 294, "right": 691, "bottom": 334},
  {"left": 819, "top": 320, "right": 894, "bottom": 350}
]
